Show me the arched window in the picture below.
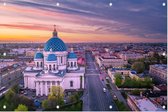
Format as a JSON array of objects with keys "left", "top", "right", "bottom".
[
  {"left": 53, "top": 64, "right": 55, "bottom": 70},
  {"left": 49, "top": 65, "right": 51, "bottom": 70},
  {"left": 71, "top": 62, "right": 73, "bottom": 68},
  {"left": 70, "top": 81, "right": 73, "bottom": 87},
  {"left": 41, "top": 62, "right": 43, "bottom": 67},
  {"left": 37, "top": 62, "right": 39, "bottom": 67},
  {"left": 67, "top": 62, "right": 69, "bottom": 67},
  {"left": 74, "top": 62, "right": 76, "bottom": 67}
]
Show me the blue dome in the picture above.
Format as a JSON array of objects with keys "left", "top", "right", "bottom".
[
  {"left": 47, "top": 54, "right": 57, "bottom": 61},
  {"left": 34, "top": 52, "right": 44, "bottom": 59},
  {"left": 44, "top": 37, "right": 67, "bottom": 52},
  {"left": 68, "top": 52, "right": 77, "bottom": 59}
]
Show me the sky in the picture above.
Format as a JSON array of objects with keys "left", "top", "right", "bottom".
[{"left": 0, "top": 0, "right": 167, "bottom": 43}]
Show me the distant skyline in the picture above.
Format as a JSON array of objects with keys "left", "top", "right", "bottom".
[{"left": 0, "top": 0, "right": 167, "bottom": 43}]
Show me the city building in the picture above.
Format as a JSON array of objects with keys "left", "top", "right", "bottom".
[
  {"left": 149, "top": 64, "right": 167, "bottom": 84},
  {"left": 129, "top": 70, "right": 145, "bottom": 80},
  {"left": 95, "top": 55, "right": 127, "bottom": 68},
  {"left": 107, "top": 68, "right": 145, "bottom": 83},
  {"left": 26, "top": 49, "right": 36, "bottom": 57},
  {"left": 23, "top": 27, "right": 85, "bottom": 96},
  {"left": 118, "top": 52, "right": 144, "bottom": 60},
  {"left": 107, "top": 68, "right": 129, "bottom": 83},
  {"left": 127, "top": 95, "right": 165, "bottom": 111}
]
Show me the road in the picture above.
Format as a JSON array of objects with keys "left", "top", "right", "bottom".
[
  {"left": 83, "top": 51, "right": 117, "bottom": 111},
  {"left": 108, "top": 78, "right": 128, "bottom": 106},
  {"left": 0, "top": 66, "right": 25, "bottom": 95}
]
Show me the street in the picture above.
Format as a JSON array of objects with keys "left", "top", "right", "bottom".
[
  {"left": 0, "top": 66, "right": 25, "bottom": 97},
  {"left": 83, "top": 51, "right": 117, "bottom": 111}
]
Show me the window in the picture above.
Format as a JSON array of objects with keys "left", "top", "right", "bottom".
[
  {"left": 47, "top": 81, "right": 50, "bottom": 85},
  {"left": 49, "top": 65, "right": 51, "bottom": 70},
  {"left": 57, "top": 81, "right": 60, "bottom": 85},
  {"left": 41, "top": 62, "right": 43, "bottom": 67},
  {"left": 48, "top": 88, "right": 50, "bottom": 93},
  {"left": 70, "top": 81, "right": 73, "bottom": 87},
  {"left": 52, "top": 81, "right": 55, "bottom": 85},
  {"left": 53, "top": 64, "right": 56, "bottom": 70},
  {"left": 37, "top": 62, "right": 39, "bottom": 67},
  {"left": 71, "top": 62, "right": 73, "bottom": 67}
]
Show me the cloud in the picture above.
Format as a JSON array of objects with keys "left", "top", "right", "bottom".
[{"left": 0, "top": 0, "right": 167, "bottom": 42}]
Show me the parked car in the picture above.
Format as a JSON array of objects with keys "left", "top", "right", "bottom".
[
  {"left": 24, "top": 92, "right": 28, "bottom": 95},
  {"left": 103, "top": 88, "right": 106, "bottom": 93},
  {"left": 113, "top": 94, "right": 118, "bottom": 100}
]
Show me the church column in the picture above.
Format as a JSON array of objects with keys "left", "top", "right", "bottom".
[
  {"left": 24, "top": 77, "right": 27, "bottom": 88},
  {"left": 82, "top": 76, "right": 85, "bottom": 88},
  {"left": 40, "top": 81, "right": 43, "bottom": 96},
  {"left": 62, "top": 56, "right": 64, "bottom": 65},
  {"left": 73, "top": 61, "right": 75, "bottom": 68},
  {"left": 45, "top": 81, "right": 48, "bottom": 96},
  {"left": 64, "top": 55, "right": 66, "bottom": 65},
  {"left": 58, "top": 56, "right": 60, "bottom": 65},
  {"left": 50, "top": 81, "right": 52, "bottom": 94},
  {"left": 35, "top": 61, "right": 37, "bottom": 67},
  {"left": 36, "top": 81, "right": 39, "bottom": 96},
  {"left": 65, "top": 56, "right": 67, "bottom": 65}
]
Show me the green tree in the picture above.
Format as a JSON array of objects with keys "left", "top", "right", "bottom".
[
  {"left": 42, "top": 100, "right": 49, "bottom": 109},
  {"left": 115, "top": 73, "right": 122, "bottom": 87},
  {"left": 5, "top": 89, "right": 15, "bottom": 102},
  {"left": 131, "top": 62, "right": 145, "bottom": 73},
  {"left": 42, "top": 86, "right": 64, "bottom": 109},
  {"left": 143, "top": 77, "right": 152, "bottom": 88},
  {"left": 69, "top": 95, "right": 77, "bottom": 103},
  {"left": 11, "top": 84, "right": 20, "bottom": 94},
  {"left": 18, "top": 95, "right": 34, "bottom": 110},
  {"left": 49, "top": 86, "right": 64, "bottom": 105},
  {"left": 153, "top": 52, "right": 160, "bottom": 63},
  {"left": 15, "top": 104, "right": 28, "bottom": 111}
]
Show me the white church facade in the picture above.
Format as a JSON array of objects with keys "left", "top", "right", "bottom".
[{"left": 23, "top": 26, "right": 85, "bottom": 96}]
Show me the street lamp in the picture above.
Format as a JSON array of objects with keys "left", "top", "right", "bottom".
[
  {"left": 3, "top": 52, "right": 6, "bottom": 56},
  {"left": 3, "top": 105, "right": 6, "bottom": 109},
  {"left": 162, "top": 105, "right": 166, "bottom": 109},
  {"left": 162, "top": 52, "right": 166, "bottom": 56},
  {"left": 56, "top": 105, "right": 59, "bottom": 109},
  {"left": 162, "top": 2, "right": 166, "bottom": 6},
  {"left": 109, "top": 105, "right": 113, "bottom": 109}
]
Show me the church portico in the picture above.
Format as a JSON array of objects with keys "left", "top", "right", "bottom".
[{"left": 35, "top": 80, "right": 62, "bottom": 96}]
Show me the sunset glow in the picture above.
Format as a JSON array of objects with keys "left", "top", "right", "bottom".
[{"left": 0, "top": 0, "right": 167, "bottom": 43}]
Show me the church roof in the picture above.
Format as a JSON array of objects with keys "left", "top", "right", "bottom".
[
  {"left": 34, "top": 52, "right": 44, "bottom": 59},
  {"left": 68, "top": 52, "right": 77, "bottom": 59},
  {"left": 44, "top": 25, "right": 67, "bottom": 52},
  {"left": 46, "top": 54, "right": 57, "bottom": 61}
]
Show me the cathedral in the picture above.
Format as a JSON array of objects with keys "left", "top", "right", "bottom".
[{"left": 23, "top": 26, "right": 85, "bottom": 96}]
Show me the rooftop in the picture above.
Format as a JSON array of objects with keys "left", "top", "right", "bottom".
[
  {"left": 24, "top": 66, "right": 42, "bottom": 73},
  {"left": 110, "top": 67, "right": 130, "bottom": 72},
  {"left": 154, "top": 84, "right": 167, "bottom": 91},
  {"left": 67, "top": 67, "right": 85, "bottom": 73},
  {"left": 151, "top": 64, "right": 167, "bottom": 71},
  {"left": 129, "top": 95, "right": 165, "bottom": 111}
]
